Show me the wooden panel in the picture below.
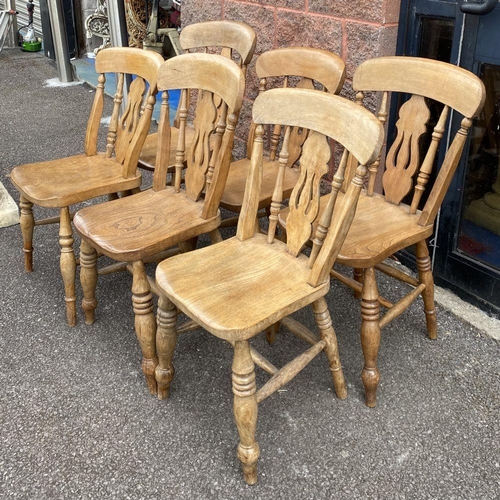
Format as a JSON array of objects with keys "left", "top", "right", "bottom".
[
  {"left": 95, "top": 47, "right": 164, "bottom": 88},
  {"left": 256, "top": 47, "right": 346, "bottom": 94},
  {"left": 353, "top": 56, "right": 485, "bottom": 118},
  {"left": 179, "top": 20, "right": 257, "bottom": 66},
  {"left": 285, "top": 131, "right": 330, "bottom": 256},
  {"left": 382, "top": 95, "right": 430, "bottom": 205},
  {"left": 252, "top": 89, "right": 384, "bottom": 167},
  {"left": 157, "top": 53, "right": 245, "bottom": 113}
]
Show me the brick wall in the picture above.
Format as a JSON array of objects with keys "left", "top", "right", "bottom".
[{"left": 182, "top": 0, "right": 401, "bottom": 160}]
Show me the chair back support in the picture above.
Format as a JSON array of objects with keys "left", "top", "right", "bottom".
[
  {"left": 247, "top": 47, "right": 346, "bottom": 165},
  {"left": 85, "top": 47, "right": 164, "bottom": 178},
  {"left": 153, "top": 53, "right": 246, "bottom": 218},
  {"left": 179, "top": 20, "right": 257, "bottom": 72},
  {"left": 237, "top": 88, "right": 384, "bottom": 285},
  {"left": 350, "top": 56, "right": 486, "bottom": 227},
  {"left": 174, "top": 21, "right": 256, "bottom": 138}
]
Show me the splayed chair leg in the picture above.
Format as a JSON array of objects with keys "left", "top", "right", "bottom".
[
  {"left": 360, "top": 267, "right": 381, "bottom": 408},
  {"left": 232, "top": 340, "right": 260, "bottom": 485},
  {"left": 155, "top": 294, "right": 178, "bottom": 400},
  {"left": 313, "top": 297, "right": 347, "bottom": 399},
  {"left": 132, "top": 260, "right": 158, "bottom": 395},
  {"left": 19, "top": 196, "right": 34, "bottom": 272},
  {"left": 80, "top": 239, "right": 98, "bottom": 325},
  {"left": 59, "top": 207, "right": 77, "bottom": 326},
  {"left": 416, "top": 240, "right": 437, "bottom": 340}
]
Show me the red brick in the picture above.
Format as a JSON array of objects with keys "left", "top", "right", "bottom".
[
  {"left": 308, "top": 0, "right": 386, "bottom": 23},
  {"left": 224, "top": 1, "right": 276, "bottom": 53},
  {"left": 345, "top": 22, "right": 397, "bottom": 78},
  {"left": 181, "top": 0, "right": 223, "bottom": 27},
  {"left": 276, "top": 10, "right": 343, "bottom": 55},
  {"left": 384, "top": 0, "right": 402, "bottom": 23}
]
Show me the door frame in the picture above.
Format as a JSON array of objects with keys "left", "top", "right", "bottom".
[{"left": 395, "top": 0, "right": 500, "bottom": 315}]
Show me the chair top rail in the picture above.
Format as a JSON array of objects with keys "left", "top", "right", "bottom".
[
  {"left": 179, "top": 20, "right": 257, "bottom": 66},
  {"left": 256, "top": 47, "right": 346, "bottom": 94},
  {"left": 353, "top": 56, "right": 485, "bottom": 119},
  {"left": 95, "top": 47, "right": 164, "bottom": 89},
  {"left": 252, "top": 88, "right": 383, "bottom": 167},
  {"left": 157, "top": 53, "right": 245, "bottom": 113}
]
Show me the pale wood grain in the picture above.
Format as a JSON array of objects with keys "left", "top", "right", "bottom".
[
  {"left": 219, "top": 48, "right": 347, "bottom": 226},
  {"left": 281, "top": 56, "right": 486, "bottom": 408},
  {"left": 137, "top": 21, "right": 256, "bottom": 172},
  {"left": 74, "top": 53, "right": 246, "bottom": 395},
  {"left": 155, "top": 87, "right": 383, "bottom": 483},
  {"left": 10, "top": 47, "right": 164, "bottom": 326}
]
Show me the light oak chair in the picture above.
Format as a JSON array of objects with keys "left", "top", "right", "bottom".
[
  {"left": 137, "top": 20, "right": 257, "bottom": 172},
  {"left": 153, "top": 87, "right": 384, "bottom": 484},
  {"left": 219, "top": 46, "right": 346, "bottom": 228},
  {"left": 280, "top": 56, "right": 486, "bottom": 407},
  {"left": 73, "top": 53, "right": 246, "bottom": 395},
  {"left": 10, "top": 47, "right": 164, "bottom": 326}
]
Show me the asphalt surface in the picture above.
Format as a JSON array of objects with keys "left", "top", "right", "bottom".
[{"left": 1, "top": 48, "right": 499, "bottom": 499}]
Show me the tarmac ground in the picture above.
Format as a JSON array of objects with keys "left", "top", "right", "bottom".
[{"left": 1, "top": 48, "right": 499, "bottom": 499}]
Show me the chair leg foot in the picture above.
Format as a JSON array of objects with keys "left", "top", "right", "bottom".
[
  {"left": 313, "top": 298, "right": 347, "bottom": 399},
  {"left": 80, "top": 239, "right": 98, "bottom": 325},
  {"left": 233, "top": 340, "right": 260, "bottom": 485},
  {"left": 132, "top": 260, "right": 158, "bottom": 395},
  {"left": 155, "top": 294, "right": 178, "bottom": 400},
  {"left": 59, "top": 207, "right": 77, "bottom": 327},
  {"left": 416, "top": 240, "right": 437, "bottom": 340},
  {"left": 360, "top": 267, "right": 381, "bottom": 408},
  {"left": 19, "top": 196, "right": 34, "bottom": 272}
]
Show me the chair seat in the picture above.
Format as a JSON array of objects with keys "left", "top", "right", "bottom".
[
  {"left": 73, "top": 187, "right": 221, "bottom": 262},
  {"left": 10, "top": 153, "right": 142, "bottom": 208},
  {"left": 220, "top": 158, "right": 300, "bottom": 212},
  {"left": 155, "top": 233, "right": 330, "bottom": 341},
  {"left": 279, "top": 191, "right": 434, "bottom": 269}
]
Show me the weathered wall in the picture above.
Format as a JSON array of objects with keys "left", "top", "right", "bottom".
[{"left": 181, "top": 0, "right": 401, "bottom": 158}]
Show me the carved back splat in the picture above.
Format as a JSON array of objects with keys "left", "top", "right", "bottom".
[
  {"left": 114, "top": 77, "right": 148, "bottom": 164},
  {"left": 248, "top": 48, "right": 346, "bottom": 162},
  {"left": 85, "top": 47, "right": 163, "bottom": 178},
  {"left": 382, "top": 94, "right": 430, "bottom": 205},
  {"left": 152, "top": 53, "right": 245, "bottom": 215},
  {"left": 353, "top": 56, "right": 486, "bottom": 225},
  {"left": 238, "top": 88, "right": 384, "bottom": 285},
  {"left": 185, "top": 90, "right": 219, "bottom": 201},
  {"left": 285, "top": 131, "right": 330, "bottom": 256}
]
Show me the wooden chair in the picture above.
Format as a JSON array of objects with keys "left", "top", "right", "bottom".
[
  {"left": 219, "top": 47, "right": 346, "bottom": 228},
  {"left": 73, "top": 53, "right": 246, "bottom": 395},
  {"left": 10, "top": 47, "right": 164, "bottom": 326},
  {"left": 280, "top": 56, "right": 486, "bottom": 407},
  {"left": 153, "top": 88, "right": 384, "bottom": 484},
  {"left": 137, "top": 20, "right": 257, "bottom": 172}
]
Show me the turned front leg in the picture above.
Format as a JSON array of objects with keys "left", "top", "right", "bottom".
[
  {"left": 19, "top": 196, "right": 34, "bottom": 272},
  {"left": 360, "top": 267, "right": 381, "bottom": 408},
  {"left": 59, "top": 207, "right": 77, "bottom": 326},
  {"left": 131, "top": 260, "right": 158, "bottom": 395},
  {"left": 416, "top": 240, "right": 437, "bottom": 340},
  {"left": 232, "top": 340, "right": 260, "bottom": 485},
  {"left": 80, "top": 239, "right": 98, "bottom": 325},
  {"left": 155, "top": 294, "right": 178, "bottom": 400},
  {"left": 313, "top": 298, "right": 347, "bottom": 399}
]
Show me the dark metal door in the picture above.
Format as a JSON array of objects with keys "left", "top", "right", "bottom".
[{"left": 397, "top": 0, "right": 500, "bottom": 315}]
